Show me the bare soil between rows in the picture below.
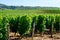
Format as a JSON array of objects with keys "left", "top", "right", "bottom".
[{"left": 9, "top": 32, "right": 60, "bottom": 40}]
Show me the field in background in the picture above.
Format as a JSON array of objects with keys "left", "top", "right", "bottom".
[{"left": 0, "top": 9, "right": 60, "bottom": 17}]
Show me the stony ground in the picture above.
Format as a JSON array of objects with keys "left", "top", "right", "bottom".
[{"left": 9, "top": 32, "right": 60, "bottom": 40}]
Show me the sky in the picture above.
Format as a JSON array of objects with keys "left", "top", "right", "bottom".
[{"left": 0, "top": 0, "right": 60, "bottom": 7}]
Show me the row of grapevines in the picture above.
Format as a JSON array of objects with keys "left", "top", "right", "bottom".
[
  {"left": 54, "top": 16, "right": 60, "bottom": 32},
  {"left": 9, "top": 16, "right": 31, "bottom": 38},
  {"left": 0, "top": 15, "right": 60, "bottom": 40},
  {"left": 0, "top": 17, "right": 8, "bottom": 40},
  {"left": 9, "top": 15, "right": 60, "bottom": 34}
]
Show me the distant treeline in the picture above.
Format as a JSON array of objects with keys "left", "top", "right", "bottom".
[{"left": 0, "top": 4, "right": 60, "bottom": 10}]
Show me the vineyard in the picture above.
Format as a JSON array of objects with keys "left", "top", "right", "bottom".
[{"left": 0, "top": 9, "right": 60, "bottom": 40}]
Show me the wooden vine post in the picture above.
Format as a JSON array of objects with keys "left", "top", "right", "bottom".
[
  {"left": 59, "top": 23, "right": 60, "bottom": 33},
  {"left": 32, "top": 23, "right": 35, "bottom": 40},
  {"left": 7, "top": 23, "right": 10, "bottom": 40},
  {"left": 50, "top": 22, "right": 54, "bottom": 38}
]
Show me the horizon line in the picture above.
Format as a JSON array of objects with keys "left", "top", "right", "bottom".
[{"left": 0, "top": 3, "right": 60, "bottom": 8}]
